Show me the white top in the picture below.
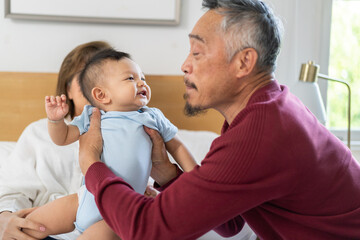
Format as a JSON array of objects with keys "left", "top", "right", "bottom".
[{"left": 0, "top": 118, "right": 82, "bottom": 213}]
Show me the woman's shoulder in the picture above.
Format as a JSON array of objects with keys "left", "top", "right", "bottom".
[
  {"left": 19, "top": 118, "right": 50, "bottom": 141},
  {"left": 24, "top": 118, "right": 47, "bottom": 130}
]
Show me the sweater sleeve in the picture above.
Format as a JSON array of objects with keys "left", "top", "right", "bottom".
[
  {"left": 86, "top": 160, "right": 252, "bottom": 239},
  {"left": 85, "top": 105, "right": 271, "bottom": 239},
  {"left": 213, "top": 215, "right": 245, "bottom": 237},
  {"left": 153, "top": 164, "right": 183, "bottom": 192}
]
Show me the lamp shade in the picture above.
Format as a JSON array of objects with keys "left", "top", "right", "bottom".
[
  {"left": 292, "top": 81, "right": 327, "bottom": 125},
  {"left": 299, "top": 61, "right": 319, "bottom": 83},
  {"left": 292, "top": 60, "right": 327, "bottom": 124},
  {"left": 296, "top": 60, "right": 351, "bottom": 148}
]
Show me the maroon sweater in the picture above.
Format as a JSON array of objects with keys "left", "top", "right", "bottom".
[{"left": 86, "top": 81, "right": 360, "bottom": 240}]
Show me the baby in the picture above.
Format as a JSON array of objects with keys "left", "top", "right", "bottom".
[{"left": 24, "top": 49, "right": 197, "bottom": 240}]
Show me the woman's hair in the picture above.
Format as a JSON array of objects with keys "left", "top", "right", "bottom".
[
  {"left": 56, "top": 41, "right": 112, "bottom": 119},
  {"left": 79, "top": 48, "right": 131, "bottom": 107},
  {"left": 202, "top": 0, "right": 283, "bottom": 73}
]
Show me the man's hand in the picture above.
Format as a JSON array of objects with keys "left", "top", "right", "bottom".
[
  {"left": 143, "top": 126, "right": 177, "bottom": 186},
  {"left": 0, "top": 208, "right": 45, "bottom": 240},
  {"left": 79, "top": 108, "right": 103, "bottom": 175}
]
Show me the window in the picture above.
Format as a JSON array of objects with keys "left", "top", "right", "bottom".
[{"left": 328, "top": 0, "right": 360, "bottom": 142}]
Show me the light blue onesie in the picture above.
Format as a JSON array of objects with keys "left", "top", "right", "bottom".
[{"left": 71, "top": 105, "right": 178, "bottom": 232}]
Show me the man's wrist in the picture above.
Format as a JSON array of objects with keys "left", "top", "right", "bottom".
[
  {"left": 152, "top": 162, "right": 179, "bottom": 186},
  {"left": 79, "top": 152, "right": 101, "bottom": 175},
  {"left": 154, "top": 164, "right": 183, "bottom": 190}
]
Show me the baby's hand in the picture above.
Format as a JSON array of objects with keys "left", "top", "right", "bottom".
[
  {"left": 45, "top": 94, "right": 69, "bottom": 121},
  {"left": 144, "top": 185, "right": 158, "bottom": 198}
]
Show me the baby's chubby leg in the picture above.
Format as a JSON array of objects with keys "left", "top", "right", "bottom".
[
  {"left": 77, "top": 220, "right": 121, "bottom": 240},
  {"left": 23, "top": 193, "right": 78, "bottom": 239}
]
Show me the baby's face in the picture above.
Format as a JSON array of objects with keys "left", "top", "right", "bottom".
[{"left": 102, "top": 58, "right": 151, "bottom": 111}]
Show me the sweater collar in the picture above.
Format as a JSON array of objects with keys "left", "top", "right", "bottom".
[{"left": 221, "top": 80, "right": 283, "bottom": 134}]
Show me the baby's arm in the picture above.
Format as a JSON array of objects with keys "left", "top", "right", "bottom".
[
  {"left": 45, "top": 95, "right": 80, "bottom": 145},
  {"left": 165, "top": 135, "right": 198, "bottom": 172}
]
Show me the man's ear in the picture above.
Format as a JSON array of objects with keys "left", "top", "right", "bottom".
[
  {"left": 92, "top": 87, "right": 110, "bottom": 104},
  {"left": 233, "top": 48, "right": 258, "bottom": 78}
]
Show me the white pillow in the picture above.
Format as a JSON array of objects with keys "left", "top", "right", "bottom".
[{"left": 170, "top": 129, "right": 219, "bottom": 165}]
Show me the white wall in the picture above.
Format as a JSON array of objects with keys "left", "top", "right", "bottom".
[
  {"left": 0, "top": 0, "right": 330, "bottom": 82},
  {"left": 266, "top": 0, "right": 332, "bottom": 87},
  {"left": 0, "top": 0, "right": 204, "bottom": 75},
  {"left": 7, "top": 0, "right": 357, "bottom": 159}
]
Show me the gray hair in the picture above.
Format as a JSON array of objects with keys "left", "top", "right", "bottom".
[{"left": 202, "top": 0, "right": 283, "bottom": 73}]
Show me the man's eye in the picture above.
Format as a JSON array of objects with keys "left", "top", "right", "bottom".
[
  {"left": 127, "top": 77, "right": 134, "bottom": 80},
  {"left": 193, "top": 52, "right": 199, "bottom": 56},
  {"left": 141, "top": 78, "right": 146, "bottom": 81}
]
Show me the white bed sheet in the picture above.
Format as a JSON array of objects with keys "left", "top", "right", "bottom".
[{"left": 0, "top": 130, "right": 256, "bottom": 240}]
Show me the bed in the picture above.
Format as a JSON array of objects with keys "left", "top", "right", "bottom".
[{"left": 0, "top": 72, "right": 256, "bottom": 240}]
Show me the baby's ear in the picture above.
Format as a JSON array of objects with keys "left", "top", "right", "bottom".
[{"left": 92, "top": 87, "right": 110, "bottom": 104}]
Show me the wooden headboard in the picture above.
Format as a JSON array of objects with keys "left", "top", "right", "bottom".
[{"left": 0, "top": 72, "right": 224, "bottom": 141}]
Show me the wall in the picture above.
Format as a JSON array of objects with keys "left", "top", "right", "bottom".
[
  {"left": 4, "top": 0, "right": 357, "bottom": 157},
  {"left": 0, "top": 0, "right": 204, "bottom": 75},
  {"left": 352, "top": 149, "right": 360, "bottom": 161},
  {"left": 0, "top": 0, "right": 330, "bottom": 81}
]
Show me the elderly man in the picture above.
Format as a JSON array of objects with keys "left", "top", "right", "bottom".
[{"left": 79, "top": 0, "right": 360, "bottom": 239}]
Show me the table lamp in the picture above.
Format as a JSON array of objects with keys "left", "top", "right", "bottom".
[{"left": 299, "top": 60, "right": 351, "bottom": 149}]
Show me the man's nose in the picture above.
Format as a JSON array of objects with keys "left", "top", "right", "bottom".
[{"left": 181, "top": 55, "right": 192, "bottom": 74}]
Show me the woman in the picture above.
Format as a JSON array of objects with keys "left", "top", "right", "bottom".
[{"left": 0, "top": 41, "right": 112, "bottom": 240}]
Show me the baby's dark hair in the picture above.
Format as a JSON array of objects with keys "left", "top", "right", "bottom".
[{"left": 79, "top": 48, "right": 131, "bottom": 106}]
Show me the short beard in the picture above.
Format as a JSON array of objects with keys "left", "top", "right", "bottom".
[{"left": 183, "top": 94, "right": 207, "bottom": 116}]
